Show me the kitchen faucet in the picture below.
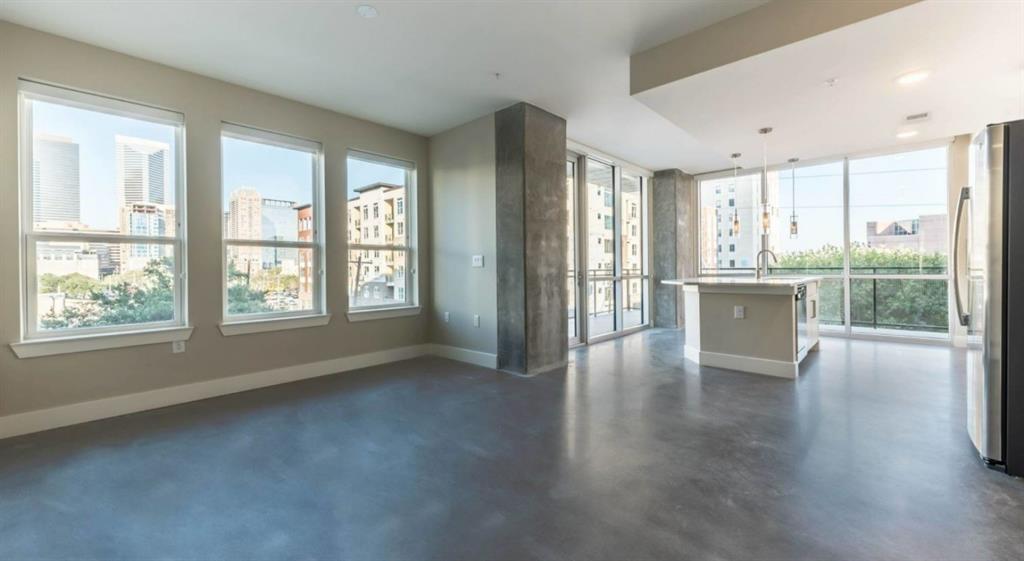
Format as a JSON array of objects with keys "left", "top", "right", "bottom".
[{"left": 755, "top": 249, "right": 777, "bottom": 280}]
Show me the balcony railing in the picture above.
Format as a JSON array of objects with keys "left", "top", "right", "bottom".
[{"left": 697, "top": 266, "right": 949, "bottom": 333}]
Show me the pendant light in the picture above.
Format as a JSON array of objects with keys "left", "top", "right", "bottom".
[
  {"left": 758, "top": 128, "right": 773, "bottom": 235},
  {"left": 729, "top": 152, "right": 741, "bottom": 236},
  {"left": 788, "top": 157, "right": 799, "bottom": 238}
]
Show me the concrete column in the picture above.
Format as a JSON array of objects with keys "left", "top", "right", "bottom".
[
  {"left": 652, "top": 168, "right": 697, "bottom": 328},
  {"left": 495, "top": 103, "right": 568, "bottom": 375}
]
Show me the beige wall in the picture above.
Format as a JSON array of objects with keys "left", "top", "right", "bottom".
[
  {"left": 0, "top": 22, "right": 430, "bottom": 416},
  {"left": 698, "top": 292, "right": 796, "bottom": 362},
  {"left": 428, "top": 115, "right": 497, "bottom": 353}
]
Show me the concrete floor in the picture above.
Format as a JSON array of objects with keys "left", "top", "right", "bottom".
[{"left": 1, "top": 329, "right": 1022, "bottom": 560}]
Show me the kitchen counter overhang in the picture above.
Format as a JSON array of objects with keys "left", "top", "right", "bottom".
[{"left": 662, "top": 276, "right": 823, "bottom": 296}]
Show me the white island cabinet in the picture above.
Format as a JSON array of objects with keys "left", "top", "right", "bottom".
[{"left": 662, "top": 277, "right": 821, "bottom": 379}]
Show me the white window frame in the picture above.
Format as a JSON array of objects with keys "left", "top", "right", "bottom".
[
  {"left": 16, "top": 80, "right": 189, "bottom": 348},
  {"left": 346, "top": 149, "right": 417, "bottom": 316},
  {"left": 219, "top": 123, "right": 326, "bottom": 331}
]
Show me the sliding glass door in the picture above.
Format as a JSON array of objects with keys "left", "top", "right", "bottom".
[{"left": 568, "top": 153, "right": 650, "bottom": 346}]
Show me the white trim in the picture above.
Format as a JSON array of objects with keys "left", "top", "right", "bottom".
[
  {"left": 0, "top": 343, "right": 428, "bottom": 440},
  {"left": 10, "top": 326, "right": 194, "bottom": 359},
  {"left": 821, "top": 331, "right": 951, "bottom": 347},
  {"left": 18, "top": 78, "right": 184, "bottom": 125},
  {"left": 219, "top": 314, "right": 331, "bottom": 336},
  {"left": 0, "top": 342, "right": 506, "bottom": 439},
  {"left": 428, "top": 344, "right": 498, "bottom": 369},
  {"left": 698, "top": 350, "right": 799, "bottom": 379},
  {"left": 347, "top": 148, "right": 416, "bottom": 170},
  {"left": 221, "top": 121, "right": 321, "bottom": 153},
  {"left": 346, "top": 306, "right": 421, "bottom": 322},
  {"left": 220, "top": 123, "right": 326, "bottom": 324}
]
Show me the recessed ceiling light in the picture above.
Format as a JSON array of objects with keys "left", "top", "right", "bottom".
[
  {"left": 896, "top": 130, "right": 919, "bottom": 139},
  {"left": 824, "top": 77, "right": 839, "bottom": 88},
  {"left": 897, "top": 70, "right": 930, "bottom": 86},
  {"left": 356, "top": 4, "right": 379, "bottom": 18}
]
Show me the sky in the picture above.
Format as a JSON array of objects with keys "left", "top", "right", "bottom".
[
  {"left": 33, "top": 99, "right": 177, "bottom": 231},
  {"left": 32, "top": 98, "right": 407, "bottom": 231},
  {"left": 700, "top": 146, "right": 948, "bottom": 256}
]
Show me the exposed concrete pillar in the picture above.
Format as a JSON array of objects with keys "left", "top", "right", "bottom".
[
  {"left": 652, "top": 168, "right": 697, "bottom": 328},
  {"left": 495, "top": 103, "right": 568, "bottom": 375}
]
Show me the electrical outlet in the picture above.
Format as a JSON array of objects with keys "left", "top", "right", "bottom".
[
  {"left": 172, "top": 340, "right": 186, "bottom": 353},
  {"left": 733, "top": 305, "right": 745, "bottom": 320},
  {"left": 471, "top": 255, "right": 484, "bottom": 268},
  {"left": 444, "top": 311, "right": 450, "bottom": 323},
  {"left": 473, "top": 314, "right": 480, "bottom": 327}
]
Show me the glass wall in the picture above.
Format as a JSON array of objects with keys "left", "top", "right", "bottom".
[
  {"left": 848, "top": 147, "right": 948, "bottom": 334},
  {"left": 567, "top": 159, "right": 578, "bottom": 343},
  {"left": 586, "top": 159, "right": 616, "bottom": 337},
  {"left": 568, "top": 153, "right": 650, "bottom": 345},
  {"left": 697, "top": 145, "right": 950, "bottom": 338}
]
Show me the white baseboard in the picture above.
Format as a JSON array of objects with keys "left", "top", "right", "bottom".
[
  {"left": 427, "top": 344, "right": 498, "bottom": 369},
  {"left": 698, "top": 350, "right": 798, "bottom": 379}
]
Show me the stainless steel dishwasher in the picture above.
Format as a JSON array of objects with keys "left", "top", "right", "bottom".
[{"left": 795, "top": 284, "right": 808, "bottom": 357}]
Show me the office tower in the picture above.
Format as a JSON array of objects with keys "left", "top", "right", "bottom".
[
  {"left": 116, "top": 135, "right": 168, "bottom": 205},
  {"left": 32, "top": 134, "right": 80, "bottom": 225}
]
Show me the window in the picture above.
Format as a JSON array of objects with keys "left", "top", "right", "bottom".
[
  {"left": 221, "top": 123, "right": 323, "bottom": 322},
  {"left": 698, "top": 145, "right": 950, "bottom": 337},
  {"left": 347, "top": 150, "right": 415, "bottom": 310},
  {"left": 620, "top": 173, "right": 648, "bottom": 329},
  {"left": 19, "top": 81, "right": 185, "bottom": 340}
]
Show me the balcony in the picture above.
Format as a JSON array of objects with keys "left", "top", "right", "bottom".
[{"left": 697, "top": 265, "right": 949, "bottom": 334}]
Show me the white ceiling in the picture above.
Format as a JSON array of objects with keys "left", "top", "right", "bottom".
[
  {"left": 636, "top": 0, "right": 1024, "bottom": 172},
  {"left": 0, "top": 0, "right": 763, "bottom": 173}
]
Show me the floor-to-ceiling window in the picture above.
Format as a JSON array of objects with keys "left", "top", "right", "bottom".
[
  {"left": 567, "top": 152, "right": 651, "bottom": 346},
  {"left": 586, "top": 159, "right": 616, "bottom": 337},
  {"left": 847, "top": 147, "right": 949, "bottom": 335},
  {"left": 567, "top": 159, "right": 579, "bottom": 344},
  {"left": 697, "top": 144, "right": 950, "bottom": 339}
]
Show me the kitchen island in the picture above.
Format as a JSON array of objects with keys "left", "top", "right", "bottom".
[{"left": 662, "top": 277, "right": 821, "bottom": 379}]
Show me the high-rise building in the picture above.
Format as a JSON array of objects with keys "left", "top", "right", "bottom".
[
  {"left": 116, "top": 136, "right": 172, "bottom": 273},
  {"left": 261, "top": 198, "right": 299, "bottom": 273},
  {"left": 226, "top": 188, "right": 263, "bottom": 272},
  {"left": 32, "top": 134, "right": 80, "bottom": 225},
  {"left": 116, "top": 135, "right": 168, "bottom": 205}
]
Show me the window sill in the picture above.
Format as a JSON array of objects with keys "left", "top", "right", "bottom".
[
  {"left": 218, "top": 314, "right": 332, "bottom": 336},
  {"left": 347, "top": 306, "right": 421, "bottom": 322},
  {"left": 10, "top": 326, "right": 194, "bottom": 359}
]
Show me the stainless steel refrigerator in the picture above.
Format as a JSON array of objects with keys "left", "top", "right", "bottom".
[{"left": 956, "top": 119, "right": 1023, "bottom": 475}]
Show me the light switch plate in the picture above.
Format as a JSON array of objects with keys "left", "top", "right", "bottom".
[
  {"left": 734, "top": 305, "right": 745, "bottom": 319},
  {"left": 473, "top": 314, "right": 480, "bottom": 327},
  {"left": 444, "top": 311, "right": 450, "bottom": 323},
  {"left": 471, "top": 255, "right": 484, "bottom": 268}
]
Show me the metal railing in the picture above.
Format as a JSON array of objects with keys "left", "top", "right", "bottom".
[{"left": 697, "top": 266, "right": 948, "bottom": 333}]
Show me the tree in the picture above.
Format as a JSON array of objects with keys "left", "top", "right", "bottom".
[
  {"left": 226, "top": 262, "right": 272, "bottom": 314},
  {"left": 773, "top": 245, "right": 948, "bottom": 332},
  {"left": 41, "top": 258, "right": 175, "bottom": 329}
]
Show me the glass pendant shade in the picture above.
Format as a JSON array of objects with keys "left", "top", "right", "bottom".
[{"left": 789, "top": 214, "right": 799, "bottom": 238}]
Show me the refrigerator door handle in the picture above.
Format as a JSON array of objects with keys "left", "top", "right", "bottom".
[{"left": 953, "top": 186, "right": 971, "bottom": 327}]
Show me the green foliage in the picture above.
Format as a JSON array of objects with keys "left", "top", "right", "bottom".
[
  {"left": 226, "top": 261, "right": 272, "bottom": 315},
  {"left": 773, "top": 245, "right": 948, "bottom": 332},
  {"left": 41, "top": 258, "right": 175, "bottom": 330},
  {"left": 39, "top": 272, "right": 101, "bottom": 298}
]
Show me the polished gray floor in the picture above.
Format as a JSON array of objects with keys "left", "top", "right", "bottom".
[{"left": 1, "top": 330, "right": 1023, "bottom": 560}]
